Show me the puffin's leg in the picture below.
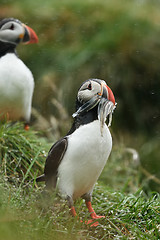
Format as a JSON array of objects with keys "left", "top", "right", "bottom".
[
  {"left": 24, "top": 123, "right": 30, "bottom": 131},
  {"left": 67, "top": 196, "right": 77, "bottom": 217},
  {"left": 83, "top": 193, "right": 105, "bottom": 219},
  {"left": 82, "top": 193, "right": 105, "bottom": 226},
  {"left": 21, "top": 117, "right": 30, "bottom": 130}
]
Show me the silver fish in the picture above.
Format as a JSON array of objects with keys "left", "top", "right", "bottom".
[
  {"left": 72, "top": 95, "right": 101, "bottom": 118},
  {"left": 98, "top": 98, "right": 116, "bottom": 136}
]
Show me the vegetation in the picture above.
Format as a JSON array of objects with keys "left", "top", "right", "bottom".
[
  {"left": 0, "top": 0, "right": 160, "bottom": 239},
  {"left": 0, "top": 122, "right": 159, "bottom": 240},
  {"left": 0, "top": 179, "right": 160, "bottom": 240}
]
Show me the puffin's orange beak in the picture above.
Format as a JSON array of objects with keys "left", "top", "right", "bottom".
[
  {"left": 22, "top": 24, "right": 38, "bottom": 44},
  {"left": 106, "top": 85, "right": 115, "bottom": 105}
]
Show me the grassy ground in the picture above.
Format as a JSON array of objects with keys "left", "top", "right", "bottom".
[{"left": 0, "top": 122, "right": 159, "bottom": 240}]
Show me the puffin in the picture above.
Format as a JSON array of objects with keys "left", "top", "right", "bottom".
[
  {"left": 36, "top": 79, "right": 116, "bottom": 226},
  {"left": 0, "top": 18, "right": 38, "bottom": 129}
]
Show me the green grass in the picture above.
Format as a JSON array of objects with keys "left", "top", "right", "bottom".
[
  {"left": 0, "top": 180, "right": 160, "bottom": 240},
  {"left": 0, "top": 122, "right": 159, "bottom": 240},
  {"left": 0, "top": 121, "right": 46, "bottom": 183}
]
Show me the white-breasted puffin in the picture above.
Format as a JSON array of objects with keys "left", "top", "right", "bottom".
[
  {"left": 36, "top": 79, "right": 116, "bottom": 226},
  {"left": 0, "top": 18, "right": 38, "bottom": 129}
]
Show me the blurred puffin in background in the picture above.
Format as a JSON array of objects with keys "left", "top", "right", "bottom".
[
  {"left": 36, "top": 78, "right": 116, "bottom": 226},
  {"left": 0, "top": 18, "right": 38, "bottom": 129}
]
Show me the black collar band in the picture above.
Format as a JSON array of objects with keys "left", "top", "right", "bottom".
[{"left": 0, "top": 41, "right": 16, "bottom": 58}]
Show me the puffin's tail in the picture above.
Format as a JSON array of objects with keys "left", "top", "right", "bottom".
[{"left": 36, "top": 174, "right": 45, "bottom": 182}]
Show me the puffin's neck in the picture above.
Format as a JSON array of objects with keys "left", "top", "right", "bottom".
[
  {"left": 67, "top": 106, "right": 98, "bottom": 135},
  {"left": 0, "top": 41, "right": 17, "bottom": 58}
]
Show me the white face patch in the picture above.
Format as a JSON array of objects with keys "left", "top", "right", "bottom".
[
  {"left": 0, "top": 21, "right": 24, "bottom": 44},
  {"left": 78, "top": 80, "right": 101, "bottom": 103}
]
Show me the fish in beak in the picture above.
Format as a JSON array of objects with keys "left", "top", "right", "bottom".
[
  {"left": 98, "top": 83, "right": 116, "bottom": 136},
  {"left": 72, "top": 94, "right": 101, "bottom": 118}
]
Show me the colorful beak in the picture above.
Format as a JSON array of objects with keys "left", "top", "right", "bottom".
[
  {"left": 98, "top": 83, "right": 116, "bottom": 135},
  {"left": 22, "top": 24, "right": 38, "bottom": 44},
  {"left": 98, "top": 82, "right": 115, "bottom": 105},
  {"left": 106, "top": 85, "right": 115, "bottom": 105}
]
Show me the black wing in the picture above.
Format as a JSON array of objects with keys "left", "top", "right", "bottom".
[{"left": 44, "top": 137, "right": 68, "bottom": 189}]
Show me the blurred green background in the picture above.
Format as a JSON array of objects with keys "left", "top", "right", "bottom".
[{"left": 0, "top": 0, "right": 160, "bottom": 192}]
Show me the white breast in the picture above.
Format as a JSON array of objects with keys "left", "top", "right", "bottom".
[
  {"left": 58, "top": 120, "right": 112, "bottom": 200},
  {"left": 0, "top": 53, "right": 34, "bottom": 121}
]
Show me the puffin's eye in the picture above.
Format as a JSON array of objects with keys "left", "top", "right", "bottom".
[
  {"left": 10, "top": 24, "right": 14, "bottom": 30},
  {"left": 88, "top": 83, "right": 92, "bottom": 90}
]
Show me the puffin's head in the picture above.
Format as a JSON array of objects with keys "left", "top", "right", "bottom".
[
  {"left": 77, "top": 79, "right": 115, "bottom": 105},
  {"left": 0, "top": 18, "right": 38, "bottom": 45},
  {"left": 73, "top": 79, "right": 116, "bottom": 132}
]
